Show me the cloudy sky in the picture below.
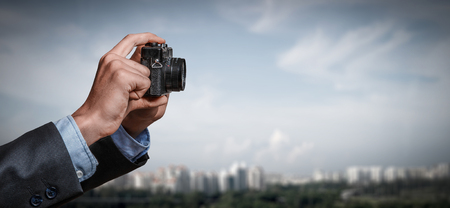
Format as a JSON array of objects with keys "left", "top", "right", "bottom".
[{"left": 1, "top": 0, "right": 449, "bottom": 175}]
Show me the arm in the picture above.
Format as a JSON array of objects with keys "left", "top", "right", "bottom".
[
  {"left": 69, "top": 32, "right": 170, "bottom": 189},
  {"left": 0, "top": 123, "right": 150, "bottom": 207},
  {"left": 0, "top": 33, "right": 170, "bottom": 207}
]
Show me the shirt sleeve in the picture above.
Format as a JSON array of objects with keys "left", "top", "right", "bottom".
[
  {"left": 53, "top": 115, "right": 150, "bottom": 182},
  {"left": 53, "top": 116, "right": 98, "bottom": 182},
  {"left": 110, "top": 125, "right": 150, "bottom": 163}
]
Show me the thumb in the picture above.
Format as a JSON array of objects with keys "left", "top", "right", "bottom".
[{"left": 130, "top": 45, "right": 144, "bottom": 63}]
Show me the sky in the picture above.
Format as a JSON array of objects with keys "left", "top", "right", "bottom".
[{"left": 0, "top": 0, "right": 449, "bottom": 175}]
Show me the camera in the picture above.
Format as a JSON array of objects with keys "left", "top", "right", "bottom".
[{"left": 141, "top": 43, "right": 186, "bottom": 97}]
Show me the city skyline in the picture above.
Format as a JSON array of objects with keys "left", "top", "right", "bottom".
[
  {"left": 102, "top": 161, "right": 449, "bottom": 195},
  {"left": 1, "top": 1, "right": 450, "bottom": 175},
  {"left": 104, "top": 161, "right": 267, "bottom": 194}
]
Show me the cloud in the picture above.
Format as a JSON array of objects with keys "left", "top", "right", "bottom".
[
  {"left": 203, "top": 137, "right": 252, "bottom": 157},
  {"left": 200, "top": 129, "right": 314, "bottom": 172},
  {"left": 247, "top": 0, "right": 296, "bottom": 33},
  {"left": 287, "top": 142, "right": 315, "bottom": 163},
  {"left": 255, "top": 129, "right": 314, "bottom": 166},
  {"left": 216, "top": 0, "right": 301, "bottom": 34},
  {"left": 269, "top": 128, "right": 290, "bottom": 148},
  {"left": 223, "top": 137, "right": 252, "bottom": 156},
  {"left": 277, "top": 22, "right": 415, "bottom": 91},
  {"left": 204, "top": 143, "right": 218, "bottom": 155}
]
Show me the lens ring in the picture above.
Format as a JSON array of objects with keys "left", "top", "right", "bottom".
[
  {"left": 165, "top": 58, "right": 186, "bottom": 92},
  {"left": 180, "top": 60, "right": 186, "bottom": 90}
]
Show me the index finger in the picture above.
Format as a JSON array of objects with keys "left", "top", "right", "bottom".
[{"left": 109, "top": 33, "right": 166, "bottom": 57}]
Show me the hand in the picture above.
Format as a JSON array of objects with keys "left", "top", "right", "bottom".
[
  {"left": 72, "top": 33, "right": 165, "bottom": 146},
  {"left": 122, "top": 95, "right": 169, "bottom": 138},
  {"left": 121, "top": 46, "right": 170, "bottom": 138}
]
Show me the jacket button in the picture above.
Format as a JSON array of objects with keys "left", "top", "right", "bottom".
[
  {"left": 46, "top": 187, "right": 58, "bottom": 199},
  {"left": 30, "top": 194, "right": 43, "bottom": 207}
]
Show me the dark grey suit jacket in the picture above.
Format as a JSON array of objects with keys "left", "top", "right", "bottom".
[{"left": 0, "top": 122, "right": 149, "bottom": 207}]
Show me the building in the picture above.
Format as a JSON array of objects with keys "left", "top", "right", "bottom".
[
  {"left": 431, "top": 163, "right": 449, "bottom": 179},
  {"left": 205, "top": 172, "right": 219, "bottom": 195},
  {"left": 218, "top": 170, "right": 232, "bottom": 192},
  {"left": 173, "top": 165, "right": 191, "bottom": 193},
  {"left": 190, "top": 171, "right": 207, "bottom": 192},
  {"left": 369, "top": 166, "right": 383, "bottom": 183},
  {"left": 230, "top": 162, "right": 248, "bottom": 191},
  {"left": 313, "top": 169, "right": 325, "bottom": 182},
  {"left": 248, "top": 166, "right": 265, "bottom": 191},
  {"left": 347, "top": 166, "right": 381, "bottom": 184}
]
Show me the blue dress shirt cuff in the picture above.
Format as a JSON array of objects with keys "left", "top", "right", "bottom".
[
  {"left": 54, "top": 116, "right": 151, "bottom": 182},
  {"left": 111, "top": 125, "right": 150, "bottom": 163},
  {"left": 53, "top": 116, "right": 98, "bottom": 182}
]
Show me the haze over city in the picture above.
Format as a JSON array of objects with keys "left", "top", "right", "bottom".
[{"left": 1, "top": 0, "right": 449, "bottom": 175}]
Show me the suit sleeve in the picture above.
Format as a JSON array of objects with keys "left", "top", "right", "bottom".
[
  {"left": 0, "top": 123, "right": 83, "bottom": 207},
  {"left": 0, "top": 122, "right": 149, "bottom": 208},
  {"left": 80, "top": 136, "right": 149, "bottom": 191}
]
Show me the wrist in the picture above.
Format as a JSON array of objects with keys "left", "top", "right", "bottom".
[
  {"left": 72, "top": 110, "right": 103, "bottom": 146},
  {"left": 122, "top": 114, "right": 154, "bottom": 138}
]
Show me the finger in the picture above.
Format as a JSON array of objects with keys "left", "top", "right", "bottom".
[
  {"left": 132, "top": 75, "right": 151, "bottom": 99},
  {"left": 101, "top": 53, "right": 150, "bottom": 77},
  {"left": 118, "top": 70, "right": 151, "bottom": 100},
  {"left": 109, "top": 33, "right": 165, "bottom": 57},
  {"left": 145, "top": 95, "right": 169, "bottom": 107},
  {"left": 129, "top": 91, "right": 141, "bottom": 100},
  {"left": 128, "top": 94, "right": 169, "bottom": 111},
  {"left": 120, "top": 56, "right": 150, "bottom": 77}
]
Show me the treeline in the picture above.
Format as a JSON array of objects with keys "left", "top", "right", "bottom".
[{"left": 62, "top": 179, "right": 450, "bottom": 208}]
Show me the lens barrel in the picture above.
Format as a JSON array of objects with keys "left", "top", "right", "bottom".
[{"left": 165, "top": 58, "right": 186, "bottom": 92}]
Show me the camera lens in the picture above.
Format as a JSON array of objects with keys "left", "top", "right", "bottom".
[{"left": 165, "top": 58, "right": 186, "bottom": 92}]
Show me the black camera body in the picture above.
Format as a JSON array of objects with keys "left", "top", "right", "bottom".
[{"left": 141, "top": 43, "right": 186, "bottom": 97}]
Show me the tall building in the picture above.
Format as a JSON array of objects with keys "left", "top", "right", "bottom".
[
  {"left": 230, "top": 162, "right": 247, "bottom": 191},
  {"left": 248, "top": 166, "right": 265, "bottom": 191},
  {"left": 190, "top": 171, "right": 207, "bottom": 192},
  {"left": 218, "top": 170, "right": 229, "bottom": 192},
  {"left": 346, "top": 166, "right": 361, "bottom": 184},
  {"left": 369, "top": 166, "right": 383, "bottom": 183},
  {"left": 384, "top": 166, "right": 397, "bottom": 182},
  {"left": 173, "top": 165, "right": 191, "bottom": 193},
  {"left": 205, "top": 172, "right": 219, "bottom": 195},
  {"left": 218, "top": 170, "right": 234, "bottom": 192}
]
